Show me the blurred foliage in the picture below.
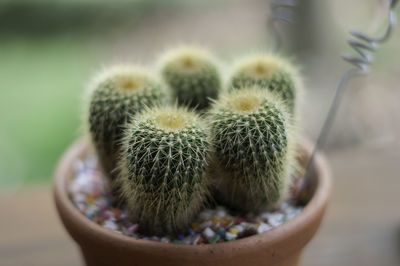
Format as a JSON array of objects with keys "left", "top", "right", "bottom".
[
  {"left": 0, "top": 37, "right": 104, "bottom": 185},
  {"left": 0, "top": 0, "right": 227, "bottom": 186},
  {"left": 0, "top": 1, "right": 153, "bottom": 36},
  {"left": 0, "top": 0, "right": 225, "bottom": 36},
  {"left": 0, "top": 1, "right": 145, "bottom": 186}
]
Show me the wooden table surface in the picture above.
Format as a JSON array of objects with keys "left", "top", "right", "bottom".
[{"left": 1, "top": 146, "right": 400, "bottom": 266}]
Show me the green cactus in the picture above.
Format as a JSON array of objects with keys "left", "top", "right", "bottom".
[
  {"left": 209, "top": 87, "right": 294, "bottom": 213},
  {"left": 87, "top": 65, "right": 166, "bottom": 177},
  {"left": 118, "top": 105, "right": 211, "bottom": 235},
  {"left": 228, "top": 54, "right": 301, "bottom": 114},
  {"left": 159, "top": 46, "right": 221, "bottom": 111}
]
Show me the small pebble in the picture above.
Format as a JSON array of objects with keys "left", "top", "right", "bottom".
[
  {"left": 160, "top": 237, "right": 170, "bottom": 243},
  {"left": 232, "top": 224, "right": 245, "bottom": 233},
  {"left": 187, "top": 228, "right": 196, "bottom": 236},
  {"left": 225, "top": 232, "right": 237, "bottom": 241},
  {"left": 86, "top": 205, "right": 99, "bottom": 219},
  {"left": 200, "top": 221, "right": 213, "bottom": 230},
  {"left": 237, "top": 218, "right": 246, "bottom": 224},
  {"left": 75, "top": 202, "right": 86, "bottom": 212},
  {"left": 197, "top": 236, "right": 205, "bottom": 244},
  {"left": 257, "top": 222, "right": 272, "bottom": 233},
  {"left": 128, "top": 224, "right": 139, "bottom": 235},
  {"left": 210, "top": 234, "right": 221, "bottom": 244},
  {"left": 103, "top": 220, "right": 118, "bottom": 230},
  {"left": 266, "top": 213, "right": 285, "bottom": 227},
  {"left": 183, "top": 236, "right": 192, "bottom": 245},
  {"left": 191, "top": 223, "right": 200, "bottom": 232},
  {"left": 216, "top": 208, "right": 227, "bottom": 218},
  {"left": 238, "top": 227, "right": 258, "bottom": 239},
  {"left": 210, "top": 216, "right": 220, "bottom": 223},
  {"left": 228, "top": 228, "right": 239, "bottom": 235},
  {"left": 202, "top": 227, "right": 215, "bottom": 240},
  {"left": 216, "top": 227, "right": 226, "bottom": 238},
  {"left": 192, "top": 235, "right": 201, "bottom": 245}
]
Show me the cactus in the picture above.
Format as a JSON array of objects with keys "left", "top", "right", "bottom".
[
  {"left": 208, "top": 87, "right": 294, "bottom": 213},
  {"left": 228, "top": 54, "right": 301, "bottom": 114},
  {"left": 87, "top": 65, "right": 166, "bottom": 177},
  {"left": 159, "top": 46, "right": 221, "bottom": 111},
  {"left": 118, "top": 105, "right": 211, "bottom": 235}
]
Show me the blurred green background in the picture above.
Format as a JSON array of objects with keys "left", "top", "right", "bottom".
[
  {"left": 1, "top": 0, "right": 399, "bottom": 187},
  {"left": 0, "top": 0, "right": 188, "bottom": 186}
]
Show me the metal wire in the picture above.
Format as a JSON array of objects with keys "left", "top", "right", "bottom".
[
  {"left": 342, "top": 3, "right": 397, "bottom": 71},
  {"left": 268, "top": 0, "right": 296, "bottom": 50},
  {"left": 302, "top": 0, "right": 399, "bottom": 193},
  {"left": 268, "top": 0, "right": 398, "bottom": 201}
]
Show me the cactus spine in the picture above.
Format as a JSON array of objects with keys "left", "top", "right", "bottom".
[
  {"left": 228, "top": 54, "right": 301, "bottom": 114},
  {"left": 160, "top": 46, "right": 221, "bottom": 111},
  {"left": 209, "top": 87, "right": 293, "bottom": 213},
  {"left": 87, "top": 65, "right": 166, "bottom": 176},
  {"left": 118, "top": 106, "right": 211, "bottom": 235}
]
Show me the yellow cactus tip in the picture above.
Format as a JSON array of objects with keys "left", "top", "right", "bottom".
[
  {"left": 93, "top": 65, "right": 151, "bottom": 92},
  {"left": 149, "top": 106, "right": 196, "bottom": 132},
  {"left": 254, "top": 60, "right": 275, "bottom": 75},
  {"left": 231, "top": 94, "right": 262, "bottom": 113},
  {"left": 234, "top": 54, "right": 295, "bottom": 79},
  {"left": 221, "top": 88, "right": 268, "bottom": 114},
  {"left": 182, "top": 55, "right": 193, "bottom": 66},
  {"left": 155, "top": 112, "right": 187, "bottom": 130},
  {"left": 114, "top": 74, "right": 148, "bottom": 91},
  {"left": 162, "top": 46, "right": 214, "bottom": 72}
]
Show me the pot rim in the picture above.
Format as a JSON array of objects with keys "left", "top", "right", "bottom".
[{"left": 53, "top": 136, "right": 331, "bottom": 256}]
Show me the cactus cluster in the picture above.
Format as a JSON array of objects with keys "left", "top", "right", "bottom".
[
  {"left": 160, "top": 46, "right": 221, "bottom": 111},
  {"left": 84, "top": 47, "right": 303, "bottom": 236},
  {"left": 118, "top": 106, "right": 210, "bottom": 235}
]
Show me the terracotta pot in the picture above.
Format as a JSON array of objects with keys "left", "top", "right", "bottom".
[{"left": 54, "top": 137, "right": 331, "bottom": 266}]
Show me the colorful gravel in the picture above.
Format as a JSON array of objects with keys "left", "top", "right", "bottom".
[{"left": 69, "top": 155, "right": 304, "bottom": 245}]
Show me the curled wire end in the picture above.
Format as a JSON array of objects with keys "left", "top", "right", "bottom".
[
  {"left": 268, "top": 0, "right": 297, "bottom": 50},
  {"left": 301, "top": 0, "right": 398, "bottom": 202},
  {"left": 341, "top": 3, "right": 397, "bottom": 72}
]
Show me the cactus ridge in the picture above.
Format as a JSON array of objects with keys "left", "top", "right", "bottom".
[
  {"left": 88, "top": 65, "right": 166, "bottom": 176},
  {"left": 209, "top": 87, "right": 292, "bottom": 212},
  {"left": 229, "top": 54, "right": 301, "bottom": 114},
  {"left": 160, "top": 46, "right": 221, "bottom": 110},
  {"left": 118, "top": 106, "right": 211, "bottom": 235}
]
